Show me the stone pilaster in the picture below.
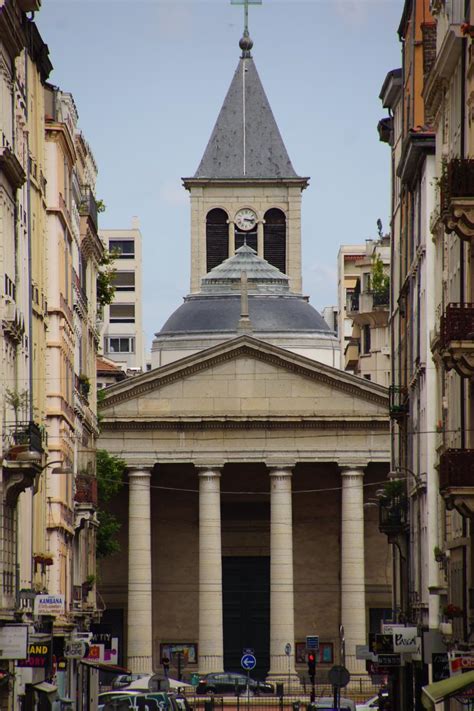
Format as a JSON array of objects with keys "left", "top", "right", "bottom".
[
  {"left": 198, "top": 468, "right": 224, "bottom": 673},
  {"left": 268, "top": 467, "right": 297, "bottom": 682},
  {"left": 228, "top": 220, "right": 235, "bottom": 256},
  {"left": 257, "top": 220, "right": 264, "bottom": 257},
  {"left": 340, "top": 467, "right": 366, "bottom": 673},
  {"left": 127, "top": 468, "right": 153, "bottom": 673}
]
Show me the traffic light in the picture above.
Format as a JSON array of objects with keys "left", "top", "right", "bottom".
[{"left": 307, "top": 652, "right": 316, "bottom": 683}]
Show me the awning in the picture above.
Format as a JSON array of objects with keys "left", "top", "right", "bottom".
[
  {"left": 422, "top": 670, "right": 474, "bottom": 709},
  {"left": 80, "top": 660, "right": 130, "bottom": 674}
]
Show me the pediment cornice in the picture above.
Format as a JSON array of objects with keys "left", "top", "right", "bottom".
[
  {"left": 100, "top": 417, "right": 389, "bottom": 432},
  {"left": 100, "top": 337, "right": 388, "bottom": 411}
]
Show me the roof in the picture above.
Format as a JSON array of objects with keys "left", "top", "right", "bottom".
[
  {"left": 158, "top": 294, "right": 332, "bottom": 336},
  {"left": 201, "top": 244, "right": 289, "bottom": 293},
  {"left": 193, "top": 56, "right": 302, "bottom": 181}
]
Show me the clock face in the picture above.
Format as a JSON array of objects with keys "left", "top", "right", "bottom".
[{"left": 235, "top": 208, "right": 257, "bottom": 231}]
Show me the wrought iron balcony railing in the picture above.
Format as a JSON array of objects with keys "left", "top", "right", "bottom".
[
  {"left": 388, "top": 385, "right": 409, "bottom": 420},
  {"left": 2, "top": 421, "right": 44, "bottom": 456},
  {"left": 74, "top": 473, "right": 98, "bottom": 506},
  {"left": 440, "top": 303, "right": 474, "bottom": 346},
  {"left": 440, "top": 158, "right": 474, "bottom": 240},
  {"left": 379, "top": 494, "right": 409, "bottom": 537},
  {"left": 79, "top": 186, "right": 98, "bottom": 231},
  {"left": 439, "top": 449, "right": 474, "bottom": 515}
]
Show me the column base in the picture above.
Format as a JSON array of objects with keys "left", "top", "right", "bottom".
[
  {"left": 128, "top": 656, "right": 153, "bottom": 674},
  {"left": 198, "top": 655, "right": 224, "bottom": 675}
]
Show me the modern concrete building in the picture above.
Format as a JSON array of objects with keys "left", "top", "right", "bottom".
[
  {"left": 98, "top": 30, "right": 391, "bottom": 686},
  {"left": 99, "top": 218, "right": 145, "bottom": 374}
]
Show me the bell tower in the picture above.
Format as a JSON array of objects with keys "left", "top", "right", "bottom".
[{"left": 183, "top": 29, "right": 309, "bottom": 294}]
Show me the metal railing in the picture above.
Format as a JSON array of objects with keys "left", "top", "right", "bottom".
[
  {"left": 80, "top": 185, "right": 98, "bottom": 230},
  {"left": 2, "top": 420, "right": 44, "bottom": 455},
  {"left": 439, "top": 449, "right": 474, "bottom": 490},
  {"left": 440, "top": 302, "right": 474, "bottom": 347}
]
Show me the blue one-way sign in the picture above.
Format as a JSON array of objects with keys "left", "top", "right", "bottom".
[{"left": 241, "top": 653, "right": 256, "bottom": 670}]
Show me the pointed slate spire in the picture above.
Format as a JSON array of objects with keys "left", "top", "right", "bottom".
[{"left": 194, "top": 44, "right": 302, "bottom": 180}]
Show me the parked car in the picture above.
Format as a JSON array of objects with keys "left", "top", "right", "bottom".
[
  {"left": 98, "top": 690, "right": 173, "bottom": 710},
  {"left": 112, "top": 674, "right": 149, "bottom": 690},
  {"left": 196, "top": 672, "right": 274, "bottom": 695},
  {"left": 313, "top": 697, "right": 356, "bottom": 711},
  {"left": 356, "top": 696, "right": 379, "bottom": 711}
]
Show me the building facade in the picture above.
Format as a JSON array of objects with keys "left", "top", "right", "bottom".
[
  {"left": 98, "top": 31, "right": 391, "bottom": 686},
  {"left": 99, "top": 218, "right": 145, "bottom": 374}
]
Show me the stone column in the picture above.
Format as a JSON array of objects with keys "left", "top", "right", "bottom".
[
  {"left": 268, "top": 467, "right": 297, "bottom": 681},
  {"left": 228, "top": 221, "right": 235, "bottom": 257},
  {"left": 127, "top": 468, "right": 153, "bottom": 673},
  {"left": 257, "top": 221, "right": 264, "bottom": 258},
  {"left": 340, "top": 467, "right": 366, "bottom": 673},
  {"left": 198, "top": 468, "right": 224, "bottom": 673}
]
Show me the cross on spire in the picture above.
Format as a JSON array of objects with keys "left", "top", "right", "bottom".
[{"left": 231, "top": 0, "right": 262, "bottom": 38}]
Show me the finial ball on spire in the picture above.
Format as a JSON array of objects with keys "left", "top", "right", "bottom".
[{"left": 239, "top": 34, "right": 254, "bottom": 52}]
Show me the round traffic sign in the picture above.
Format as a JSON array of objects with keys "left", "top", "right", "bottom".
[
  {"left": 328, "top": 665, "right": 350, "bottom": 687},
  {"left": 241, "top": 653, "right": 256, "bottom": 671}
]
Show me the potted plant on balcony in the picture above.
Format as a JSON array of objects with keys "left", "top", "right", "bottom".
[
  {"left": 78, "top": 374, "right": 91, "bottom": 398},
  {"left": 371, "top": 254, "right": 390, "bottom": 306}
]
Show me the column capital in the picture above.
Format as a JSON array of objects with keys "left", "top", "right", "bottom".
[
  {"left": 197, "top": 466, "right": 222, "bottom": 478},
  {"left": 338, "top": 461, "right": 367, "bottom": 474},
  {"left": 267, "top": 462, "right": 295, "bottom": 474},
  {"left": 128, "top": 468, "right": 152, "bottom": 478}
]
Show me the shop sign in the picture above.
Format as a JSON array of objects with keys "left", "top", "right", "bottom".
[
  {"left": 449, "top": 652, "right": 474, "bottom": 676},
  {"left": 0, "top": 625, "right": 28, "bottom": 660},
  {"left": 34, "top": 595, "right": 64, "bottom": 617},
  {"left": 432, "top": 653, "right": 449, "bottom": 682},
  {"left": 17, "top": 639, "right": 52, "bottom": 668},
  {"left": 64, "top": 640, "right": 89, "bottom": 659},
  {"left": 85, "top": 637, "right": 118, "bottom": 665},
  {"left": 393, "top": 628, "right": 418, "bottom": 654}
]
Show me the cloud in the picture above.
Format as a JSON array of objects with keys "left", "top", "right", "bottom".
[{"left": 158, "top": 180, "right": 189, "bottom": 207}]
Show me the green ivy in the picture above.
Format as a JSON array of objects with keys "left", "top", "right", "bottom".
[
  {"left": 97, "top": 250, "right": 117, "bottom": 307},
  {"left": 96, "top": 449, "right": 126, "bottom": 559}
]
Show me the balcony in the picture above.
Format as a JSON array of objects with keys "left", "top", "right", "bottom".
[
  {"left": 439, "top": 449, "right": 474, "bottom": 515},
  {"left": 439, "top": 303, "right": 474, "bottom": 377},
  {"left": 379, "top": 493, "right": 409, "bottom": 559},
  {"left": 79, "top": 186, "right": 98, "bottom": 231},
  {"left": 344, "top": 338, "right": 360, "bottom": 371},
  {"left": 389, "top": 385, "right": 409, "bottom": 420},
  {"left": 2, "top": 422, "right": 44, "bottom": 505},
  {"left": 441, "top": 159, "right": 474, "bottom": 241},
  {"left": 346, "top": 289, "right": 389, "bottom": 326},
  {"left": 74, "top": 473, "right": 98, "bottom": 506}
]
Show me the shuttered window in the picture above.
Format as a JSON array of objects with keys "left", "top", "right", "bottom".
[
  {"left": 264, "top": 208, "right": 286, "bottom": 273},
  {"left": 206, "top": 209, "right": 228, "bottom": 272}
]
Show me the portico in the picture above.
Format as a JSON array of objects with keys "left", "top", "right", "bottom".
[{"left": 98, "top": 336, "right": 390, "bottom": 680}]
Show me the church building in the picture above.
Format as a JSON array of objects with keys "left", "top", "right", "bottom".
[{"left": 97, "top": 27, "right": 391, "bottom": 684}]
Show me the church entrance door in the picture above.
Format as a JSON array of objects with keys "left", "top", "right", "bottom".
[{"left": 222, "top": 556, "right": 270, "bottom": 680}]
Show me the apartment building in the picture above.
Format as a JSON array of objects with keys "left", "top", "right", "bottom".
[
  {"left": 336, "top": 245, "right": 366, "bottom": 371},
  {"left": 344, "top": 235, "right": 391, "bottom": 386},
  {"left": 376, "top": 0, "right": 474, "bottom": 707},
  {"left": 0, "top": 4, "right": 102, "bottom": 706},
  {"left": 99, "top": 219, "right": 145, "bottom": 373}
]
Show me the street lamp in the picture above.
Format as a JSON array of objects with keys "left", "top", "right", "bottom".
[{"left": 16, "top": 450, "right": 73, "bottom": 475}]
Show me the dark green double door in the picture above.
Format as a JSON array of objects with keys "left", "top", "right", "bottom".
[{"left": 222, "top": 557, "right": 270, "bottom": 680}]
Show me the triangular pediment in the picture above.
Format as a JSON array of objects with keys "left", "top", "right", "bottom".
[{"left": 100, "top": 336, "right": 388, "bottom": 423}]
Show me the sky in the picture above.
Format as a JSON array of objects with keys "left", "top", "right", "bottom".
[{"left": 36, "top": 0, "right": 403, "bottom": 350}]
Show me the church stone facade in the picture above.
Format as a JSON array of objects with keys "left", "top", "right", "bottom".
[{"left": 98, "top": 33, "right": 391, "bottom": 683}]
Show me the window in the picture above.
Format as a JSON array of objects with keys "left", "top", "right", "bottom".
[
  {"left": 364, "top": 374, "right": 371, "bottom": 381},
  {"left": 264, "top": 208, "right": 286, "bottom": 273},
  {"left": 109, "top": 240, "right": 135, "bottom": 258},
  {"left": 362, "top": 325, "right": 371, "bottom": 354},
  {"left": 105, "top": 337, "right": 135, "bottom": 353},
  {"left": 206, "top": 208, "right": 228, "bottom": 272},
  {"left": 113, "top": 271, "right": 135, "bottom": 291},
  {"left": 109, "top": 304, "right": 135, "bottom": 323}
]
